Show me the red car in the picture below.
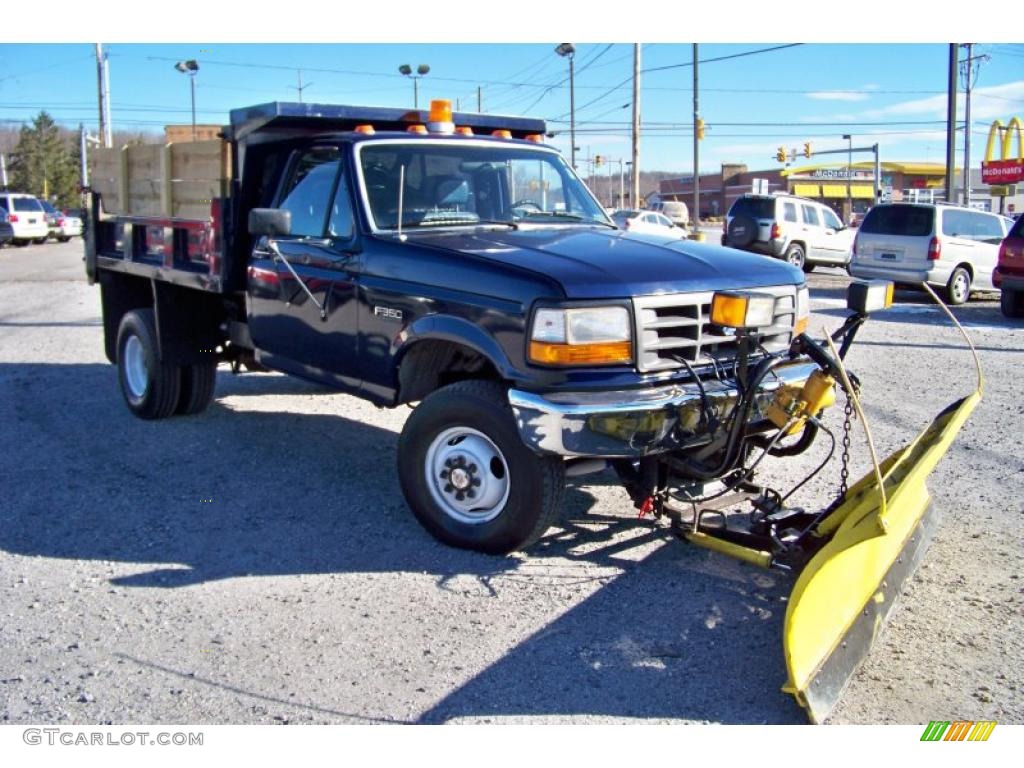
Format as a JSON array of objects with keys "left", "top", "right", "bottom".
[{"left": 995, "top": 215, "right": 1024, "bottom": 318}]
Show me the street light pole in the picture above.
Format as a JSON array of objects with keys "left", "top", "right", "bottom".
[
  {"left": 174, "top": 60, "right": 200, "bottom": 140},
  {"left": 555, "top": 44, "right": 576, "bottom": 170},
  {"left": 843, "top": 134, "right": 852, "bottom": 224},
  {"left": 399, "top": 64, "right": 430, "bottom": 109}
]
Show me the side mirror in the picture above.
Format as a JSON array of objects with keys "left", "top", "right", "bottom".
[{"left": 248, "top": 208, "right": 291, "bottom": 237}]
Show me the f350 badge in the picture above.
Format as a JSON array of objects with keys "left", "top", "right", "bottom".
[{"left": 374, "top": 306, "right": 403, "bottom": 321}]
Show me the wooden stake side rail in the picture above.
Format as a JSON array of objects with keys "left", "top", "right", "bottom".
[{"left": 89, "top": 140, "right": 230, "bottom": 293}]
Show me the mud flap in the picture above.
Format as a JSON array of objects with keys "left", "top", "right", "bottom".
[{"left": 782, "top": 390, "right": 981, "bottom": 723}]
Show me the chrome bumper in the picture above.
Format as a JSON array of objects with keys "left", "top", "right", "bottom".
[{"left": 508, "top": 360, "right": 819, "bottom": 458}]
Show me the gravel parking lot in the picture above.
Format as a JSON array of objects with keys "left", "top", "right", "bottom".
[{"left": 1, "top": 240, "right": 1021, "bottom": 725}]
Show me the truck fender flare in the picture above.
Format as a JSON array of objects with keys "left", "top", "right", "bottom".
[{"left": 393, "top": 314, "right": 520, "bottom": 382}]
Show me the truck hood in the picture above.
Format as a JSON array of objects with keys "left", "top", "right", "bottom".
[{"left": 402, "top": 226, "right": 804, "bottom": 299}]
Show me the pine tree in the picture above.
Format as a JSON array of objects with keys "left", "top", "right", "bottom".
[{"left": 9, "top": 111, "right": 80, "bottom": 209}]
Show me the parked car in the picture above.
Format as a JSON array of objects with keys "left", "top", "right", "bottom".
[
  {"left": 55, "top": 210, "right": 84, "bottom": 241},
  {"left": 40, "top": 200, "right": 60, "bottom": 239},
  {"left": 0, "top": 208, "right": 14, "bottom": 247},
  {"left": 850, "top": 203, "right": 1013, "bottom": 305},
  {"left": 648, "top": 199, "right": 690, "bottom": 228},
  {"left": 0, "top": 192, "right": 49, "bottom": 245},
  {"left": 995, "top": 213, "right": 1024, "bottom": 318},
  {"left": 722, "top": 193, "right": 854, "bottom": 272},
  {"left": 611, "top": 209, "right": 688, "bottom": 238}
]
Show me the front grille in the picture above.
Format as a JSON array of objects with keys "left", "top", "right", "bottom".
[{"left": 633, "top": 286, "right": 797, "bottom": 372}]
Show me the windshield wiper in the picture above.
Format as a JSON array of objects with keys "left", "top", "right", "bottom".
[{"left": 520, "top": 211, "right": 616, "bottom": 228}]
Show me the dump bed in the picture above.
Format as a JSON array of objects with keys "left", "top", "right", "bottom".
[{"left": 86, "top": 139, "right": 232, "bottom": 291}]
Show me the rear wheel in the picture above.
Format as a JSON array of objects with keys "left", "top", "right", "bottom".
[
  {"left": 33, "top": 237, "right": 47, "bottom": 245},
  {"left": 784, "top": 243, "right": 806, "bottom": 270},
  {"left": 57, "top": 236, "right": 71, "bottom": 243},
  {"left": 116, "top": 309, "right": 181, "bottom": 420},
  {"left": 1001, "top": 287, "right": 1024, "bottom": 318},
  {"left": 945, "top": 266, "right": 971, "bottom": 305},
  {"left": 175, "top": 362, "right": 218, "bottom": 415},
  {"left": 397, "top": 380, "right": 565, "bottom": 554},
  {"left": 803, "top": 262, "right": 816, "bottom": 273}
]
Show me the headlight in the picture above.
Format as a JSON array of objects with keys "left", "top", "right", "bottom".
[
  {"left": 529, "top": 306, "right": 632, "bottom": 366},
  {"left": 710, "top": 291, "right": 775, "bottom": 329},
  {"left": 847, "top": 280, "right": 894, "bottom": 315},
  {"left": 795, "top": 286, "right": 810, "bottom": 336}
]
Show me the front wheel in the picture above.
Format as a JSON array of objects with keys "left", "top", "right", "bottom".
[
  {"left": 33, "top": 237, "right": 48, "bottom": 245},
  {"left": 116, "top": 309, "right": 181, "bottom": 420},
  {"left": 397, "top": 380, "right": 565, "bottom": 554},
  {"left": 946, "top": 266, "right": 971, "bottom": 306}
]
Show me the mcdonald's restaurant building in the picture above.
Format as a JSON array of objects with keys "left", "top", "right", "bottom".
[{"left": 658, "top": 157, "right": 1022, "bottom": 223}]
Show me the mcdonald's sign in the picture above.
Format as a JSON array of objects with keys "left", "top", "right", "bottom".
[{"left": 981, "top": 118, "right": 1024, "bottom": 184}]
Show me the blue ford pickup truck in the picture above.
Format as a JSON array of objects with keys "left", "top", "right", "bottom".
[{"left": 86, "top": 100, "right": 833, "bottom": 555}]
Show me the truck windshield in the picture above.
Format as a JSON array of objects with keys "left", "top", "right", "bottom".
[{"left": 357, "top": 141, "right": 610, "bottom": 230}]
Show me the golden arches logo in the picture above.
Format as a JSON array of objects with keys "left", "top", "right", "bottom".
[
  {"left": 981, "top": 117, "right": 1024, "bottom": 184},
  {"left": 984, "top": 118, "right": 1023, "bottom": 163}
]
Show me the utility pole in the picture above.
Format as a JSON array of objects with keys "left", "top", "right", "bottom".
[
  {"left": 79, "top": 124, "right": 89, "bottom": 189},
  {"left": 945, "top": 44, "right": 958, "bottom": 204},
  {"left": 692, "top": 43, "right": 700, "bottom": 236},
  {"left": 631, "top": 44, "right": 641, "bottom": 208},
  {"left": 0, "top": 152, "right": 8, "bottom": 187},
  {"left": 477, "top": 86, "right": 483, "bottom": 112},
  {"left": 618, "top": 158, "right": 625, "bottom": 208},
  {"left": 95, "top": 43, "right": 113, "bottom": 148},
  {"left": 959, "top": 44, "right": 989, "bottom": 208},
  {"left": 290, "top": 70, "right": 313, "bottom": 103}
]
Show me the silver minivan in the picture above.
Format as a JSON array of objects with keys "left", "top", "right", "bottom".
[{"left": 850, "top": 203, "right": 1013, "bottom": 304}]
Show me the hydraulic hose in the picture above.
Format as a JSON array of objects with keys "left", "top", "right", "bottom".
[{"left": 667, "top": 353, "right": 788, "bottom": 481}]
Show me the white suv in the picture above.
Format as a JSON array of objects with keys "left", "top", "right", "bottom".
[
  {"left": 723, "top": 193, "right": 854, "bottom": 272},
  {"left": 850, "top": 203, "right": 1013, "bottom": 305},
  {"left": 0, "top": 192, "right": 49, "bottom": 245}
]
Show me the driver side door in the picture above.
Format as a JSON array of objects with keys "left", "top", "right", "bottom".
[{"left": 247, "top": 145, "right": 362, "bottom": 388}]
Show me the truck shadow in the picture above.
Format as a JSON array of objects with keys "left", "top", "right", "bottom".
[{"left": 0, "top": 361, "right": 804, "bottom": 723}]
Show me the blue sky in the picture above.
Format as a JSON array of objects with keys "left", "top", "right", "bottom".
[{"left": 2, "top": 38, "right": 1022, "bottom": 175}]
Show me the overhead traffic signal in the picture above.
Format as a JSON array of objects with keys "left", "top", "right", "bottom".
[
  {"left": 803, "top": 141, "right": 813, "bottom": 158},
  {"left": 594, "top": 154, "right": 604, "bottom": 167},
  {"left": 696, "top": 118, "right": 706, "bottom": 140},
  {"left": 776, "top": 146, "right": 788, "bottom": 163}
]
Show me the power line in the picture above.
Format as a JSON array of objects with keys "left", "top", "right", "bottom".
[{"left": 642, "top": 44, "right": 805, "bottom": 74}]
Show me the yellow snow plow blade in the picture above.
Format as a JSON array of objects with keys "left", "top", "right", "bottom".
[{"left": 782, "top": 389, "right": 981, "bottom": 723}]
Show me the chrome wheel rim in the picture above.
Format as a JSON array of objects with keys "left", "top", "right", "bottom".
[
  {"left": 425, "top": 427, "right": 510, "bottom": 525},
  {"left": 788, "top": 248, "right": 804, "bottom": 267},
  {"left": 123, "top": 335, "right": 149, "bottom": 399}
]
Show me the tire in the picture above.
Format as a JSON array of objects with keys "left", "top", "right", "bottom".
[
  {"left": 945, "top": 266, "right": 971, "bottom": 306},
  {"left": 57, "top": 236, "right": 71, "bottom": 243},
  {"left": 1001, "top": 287, "right": 1024, "bottom": 319},
  {"left": 397, "top": 380, "right": 565, "bottom": 554},
  {"left": 116, "top": 308, "right": 181, "bottom": 420},
  {"left": 726, "top": 215, "right": 757, "bottom": 248},
  {"left": 175, "top": 361, "right": 217, "bottom": 415},
  {"left": 803, "top": 262, "right": 816, "bottom": 274},
  {"left": 12, "top": 239, "right": 28, "bottom": 247},
  {"left": 33, "top": 237, "right": 47, "bottom": 245},
  {"left": 784, "top": 243, "right": 806, "bottom": 270}
]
